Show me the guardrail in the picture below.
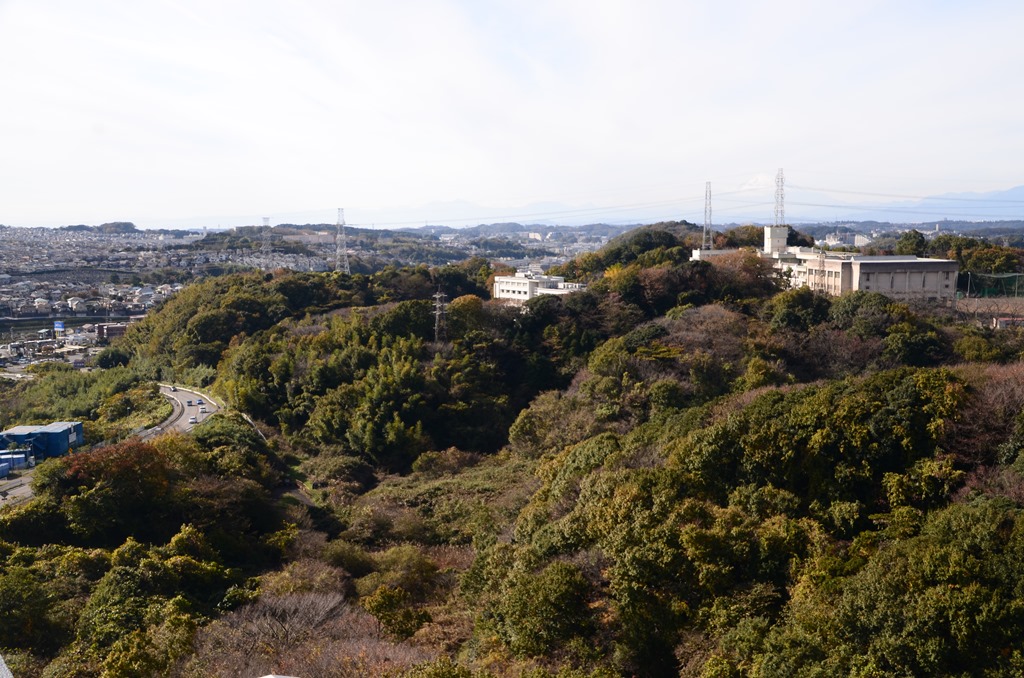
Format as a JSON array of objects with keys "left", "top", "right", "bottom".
[
  {"left": 157, "top": 383, "right": 264, "bottom": 440},
  {"left": 159, "top": 384, "right": 225, "bottom": 409}
]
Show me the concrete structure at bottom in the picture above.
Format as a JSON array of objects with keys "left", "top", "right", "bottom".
[
  {"left": 493, "top": 269, "right": 586, "bottom": 303},
  {"left": 0, "top": 421, "right": 84, "bottom": 459},
  {"left": 693, "top": 226, "right": 959, "bottom": 301}
]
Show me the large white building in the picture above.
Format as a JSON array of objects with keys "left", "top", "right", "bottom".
[
  {"left": 762, "top": 226, "right": 958, "bottom": 301},
  {"left": 493, "top": 269, "right": 586, "bottom": 303},
  {"left": 693, "top": 227, "right": 958, "bottom": 301}
]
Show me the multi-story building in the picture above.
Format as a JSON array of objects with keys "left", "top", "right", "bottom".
[
  {"left": 493, "top": 269, "right": 586, "bottom": 303},
  {"left": 762, "top": 226, "right": 958, "bottom": 301},
  {"left": 694, "top": 227, "right": 958, "bottom": 301}
]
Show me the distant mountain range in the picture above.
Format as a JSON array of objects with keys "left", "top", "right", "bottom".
[
  {"left": 33, "top": 184, "right": 1024, "bottom": 231},
  {"left": 785, "top": 185, "right": 1024, "bottom": 224},
  {"left": 231, "top": 185, "right": 1024, "bottom": 230}
]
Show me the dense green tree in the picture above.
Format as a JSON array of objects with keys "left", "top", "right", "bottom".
[
  {"left": 764, "top": 287, "right": 831, "bottom": 332},
  {"left": 894, "top": 229, "right": 927, "bottom": 256},
  {"left": 492, "top": 561, "right": 594, "bottom": 658},
  {"left": 0, "top": 566, "right": 62, "bottom": 652},
  {"left": 94, "top": 346, "right": 131, "bottom": 368},
  {"left": 753, "top": 498, "right": 1024, "bottom": 677}
]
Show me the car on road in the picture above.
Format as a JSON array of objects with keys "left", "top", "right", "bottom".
[
  {"left": 199, "top": 406, "right": 208, "bottom": 413},
  {"left": 170, "top": 386, "right": 177, "bottom": 392},
  {"left": 186, "top": 400, "right": 193, "bottom": 406},
  {"left": 188, "top": 416, "right": 198, "bottom": 424},
  {"left": 196, "top": 398, "right": 204, "bottom": 405}
]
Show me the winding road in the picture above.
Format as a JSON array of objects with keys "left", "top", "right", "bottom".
[{"left": 140, "top": 384, "right": 220, "bottom": 438}]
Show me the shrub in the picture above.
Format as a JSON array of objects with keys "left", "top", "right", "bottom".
[
  {"left": 362, "top": 585, "right": 432, "bottom": 640},
  {"left": 323, "top": 540, "right": 376, "bottom": 578},
  {"left": 493, "top": 561, "right": 593, "bottom": 658}
]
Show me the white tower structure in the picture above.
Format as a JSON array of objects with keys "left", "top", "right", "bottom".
[{"left": 764, "top": 225, "right": 789, "bottom": 254}]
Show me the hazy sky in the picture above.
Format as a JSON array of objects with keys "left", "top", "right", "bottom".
[{"left": 2, "top": 0, "right": 1022, "bottom": 228}]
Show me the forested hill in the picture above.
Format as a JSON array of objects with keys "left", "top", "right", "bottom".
[{"left": 4, "top": 224, "right": 1024, "bottom": 676}]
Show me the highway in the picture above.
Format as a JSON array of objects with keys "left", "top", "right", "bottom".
[{"left": 140, "top": 384, "right": 221, "bottom": 438}]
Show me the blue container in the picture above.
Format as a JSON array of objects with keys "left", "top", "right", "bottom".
[{"left": 0, "top": 453, "right": 28, "bottom": 469}]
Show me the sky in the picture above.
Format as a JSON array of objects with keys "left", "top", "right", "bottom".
[{"left": 2, "top": 0, "right": 1023, "bottom": 229}]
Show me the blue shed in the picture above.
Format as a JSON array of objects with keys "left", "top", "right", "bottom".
[
  {"left": 36, "top": 422, "right": 85, "bottom": 456},
  {"left": 0, "top": 462, "right": 9, "bottom": 479},
  {"left": 0, "top": 422, "right": 83, "bottom": 458}
]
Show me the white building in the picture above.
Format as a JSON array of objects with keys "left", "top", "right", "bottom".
[
  {"left": 493, "top": 270, "right": 585, "bottom": 303},
  {"left": 692, "top": 226, "right": 958, "bottom": 301},
  {"left": 763, "top": 227, "right": 958, "bottom": 301}
]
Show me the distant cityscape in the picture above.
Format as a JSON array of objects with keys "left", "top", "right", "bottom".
[{"left": 1, "top": 217, "right": 1020, "bottom": 346}]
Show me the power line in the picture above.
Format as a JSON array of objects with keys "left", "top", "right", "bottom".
[
  {"left": 789, "top": 184, "right": 1024, "bottom": 205},
  {"left": 787, "top": 200, "right": 1024, "bottom": 219}
]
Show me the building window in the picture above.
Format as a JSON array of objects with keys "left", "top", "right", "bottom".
[
  {"left": 944, "top": 271, "right": 950, "bottom": 280},
  {"left": 864, "top": 273, "right": 871, "bottom": 282}
]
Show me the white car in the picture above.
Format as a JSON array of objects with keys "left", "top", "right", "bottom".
[{"left": 188, "top": 416, "right": 198, "bottom": 425}]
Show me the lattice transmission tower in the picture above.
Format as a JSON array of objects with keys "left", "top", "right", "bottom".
[
  {"left": 774, "top": 168, "right": 785, "bottom": 227},
  {"left": 703, "top": 181, "right": 713, "bottom": 250},
  {"left": 261, "top": 217, "right": 271, "bottom": 257},
  {"left": 335, "top": 208, "right": 350, "bottom": 275}
]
